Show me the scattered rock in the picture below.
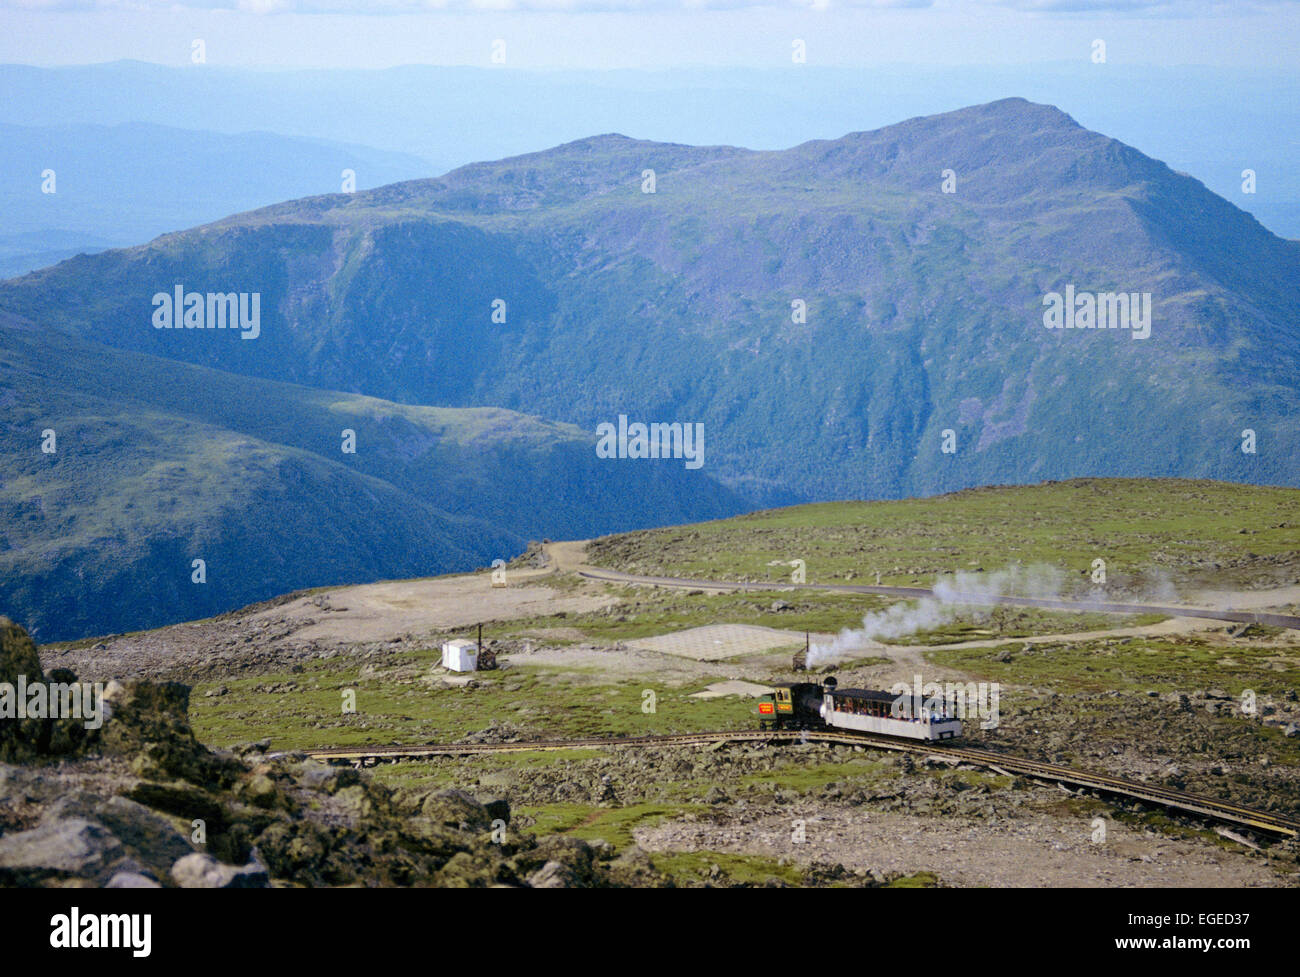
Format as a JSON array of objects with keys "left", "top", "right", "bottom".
[
  {"left": 527, "top": 860, "right": 579, "bottom": 888},
  {"left": 95, "top": 796, "right": 195, "bottom": 875},
  {"left": 106, "top": 871, "right": 162, "bottom": 888},
  {"left": 171, "top": 852, "right": 271, "bottom": 889}
]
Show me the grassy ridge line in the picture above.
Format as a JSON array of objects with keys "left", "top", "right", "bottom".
[{"left": 585, "top": 477, "right": 1300, "bottom": 596}]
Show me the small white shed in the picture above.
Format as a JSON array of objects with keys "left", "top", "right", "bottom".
[{"left": 441, "top": 638, "right": 479, "bottom": 672}]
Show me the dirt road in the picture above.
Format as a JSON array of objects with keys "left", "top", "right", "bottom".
[{"left": 552, "top": 541, "right": 1300, "bottom": 630}]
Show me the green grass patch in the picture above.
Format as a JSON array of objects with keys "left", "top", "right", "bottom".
[
  {"left": 928, "top": 635, "right": 1300, "bottom": 697},
  {"left": 891, "top": 609, "right": 1167, "bottom": 645},
  {"left": 885, "top": 871, "right": 941, "bottom": 888},
  {"left": 499, "top": 587, "right": 896, "bottom": 644},
  {"left": 585, "top": 478, "right": 1300, "bottom": 596},
  {"left": 517, "top": 801, "right": 708, "bottom": 849},
  {"left": 644, "top": 850, "right": 806, "bottom": 886},
  {"left": 189, "top": 652, "right": 761, "bottom": 751}
]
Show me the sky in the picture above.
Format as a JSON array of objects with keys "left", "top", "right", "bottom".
[{"left": 1, "top": 1, "right": 1299, "bottom": 71}]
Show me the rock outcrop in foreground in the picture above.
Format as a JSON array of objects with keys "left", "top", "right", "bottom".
[{"left": 0, "top": 617, "right": 662, "bottom": 888}]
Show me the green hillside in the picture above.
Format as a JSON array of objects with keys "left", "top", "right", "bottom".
[
  {"left": 0, "top": 319, "right": 743, "bottom": 641},
  {"left": 2, "top": 98, "right": 1297, "bottom": 507},
  {"left": 4, "top": 97, "right": 1299, "bottom": 641},
  {"left": 586, "top": 477, "right": 1300, "bottom": 596}
]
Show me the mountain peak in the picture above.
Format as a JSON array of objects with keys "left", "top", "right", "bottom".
[
  {"left": 961, "top": 97, "right": 1085, "bottom": 134},
  {"left": 976, "top": 96, "right": 1079, "bottom": 123},
  {"left": 875, "top": 96, "right": 1084, "bottom": 142}
]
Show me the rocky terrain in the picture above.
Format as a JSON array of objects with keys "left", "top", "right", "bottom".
[
  {"left": 392, "top": 736, "right": 1300, "bottom": 888},
  {"left": 1, "top": 616, "right": 939, "bottom": 888},
  {"left": 9, "top": 525, "right": 1300, "bottom": 888},
  {"left": 43, "top": 568, "right": 604, "bottom": 685},
  {"left": 0, "top": 617, "right": 669, "bottom": 888}
]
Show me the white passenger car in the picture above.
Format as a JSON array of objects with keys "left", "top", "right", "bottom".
[{"left": 819, "top": 687, "right": 962, "bottom": 741}]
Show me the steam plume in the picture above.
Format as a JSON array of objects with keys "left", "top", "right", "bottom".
[{"left": 806, "top": 564, "right": 1067, "bottom": 668}]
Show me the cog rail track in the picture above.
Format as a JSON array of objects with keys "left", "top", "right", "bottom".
[{"left": 303, "top": 730, "right": 1300, "bottom": 839}]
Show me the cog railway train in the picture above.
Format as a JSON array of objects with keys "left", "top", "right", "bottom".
[{"left": 758, "top": 676, "right": 963, "bottom": 742}]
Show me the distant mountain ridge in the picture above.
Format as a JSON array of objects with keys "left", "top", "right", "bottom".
[
  {"left": 4, "top": 98, "right": 1295, "bottom": 504},
  {"left": 0, "top": 120, "right": 433, "bottom": 278},
  {"left": 3, "top": 61, "right": 1297, "bottom": 239},
  {"left": 2, "top": 97, "right": 1298, "bottom": 639}
]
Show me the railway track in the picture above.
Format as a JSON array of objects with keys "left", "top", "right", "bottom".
[
  {"left": 303, "top": 729, "right": 1300, "bottom": 839},
  {"left": 573, "top": 565, "right": 1300, "bottom": 630},
  {"left": 299, "top": 556, "right": 1300, "bottom": 841}
]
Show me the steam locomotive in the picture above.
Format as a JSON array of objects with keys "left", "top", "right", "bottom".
[{"left": 757, "top": 676, "right": 962, "bottom": 742}]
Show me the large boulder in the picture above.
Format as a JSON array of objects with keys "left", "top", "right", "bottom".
[
  {"left": 393, "top": 788, "right": 491, "bottom": 831},
  {"left": 512, "top": 835, "right": 600, "bottom": 888},
  {"left": 526, "top": 860, "right": 580, "bottom": 888},
  {"left": 0, "top": 620, "right": 104, "bottom": 760},
  {"left": 124, "top": 780, "right": 226, "bottom": 830},
  {"left": 100, "top": 681, "right": 237, "bottom": 787},
  {"left": 106, "top": 871, "right": 162, "bottom": 888},
  {"left": 95, "top": 796, "right": 196, "bottom": 878},
  {"left": 252, "top": 820, "right": 330, "bottom": 883},
  {"left": 0, "top": 816, "right": 124, "bottom": 885},
  {"left": 0, "top": 617, "right": 42, "bottom": 683}
]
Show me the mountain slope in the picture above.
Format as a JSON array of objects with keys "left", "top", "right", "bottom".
[
  {"left": 0, "top": 313, "right": 744, "bottom": 641},
  {"left": 3, "top": 99, "right": 1295, "bottom": 508}
]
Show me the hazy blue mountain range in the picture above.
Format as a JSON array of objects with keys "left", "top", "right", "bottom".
[
  {"left": 2, "top": 61, "right": 1296, "bottom": 238},
  {"left": 0, "top": 121, "right": 432, "bottom": 278}
]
